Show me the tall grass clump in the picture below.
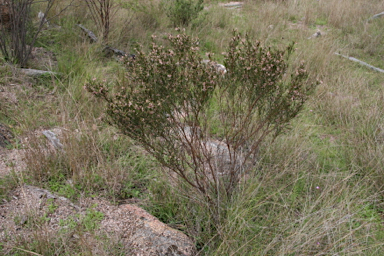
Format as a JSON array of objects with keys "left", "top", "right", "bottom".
[
  {"left": 86, "top": 30, "right": 318, "bottom": 229},
  {"left": 23, "top": 124, "right": 154, "bottom": 202}
]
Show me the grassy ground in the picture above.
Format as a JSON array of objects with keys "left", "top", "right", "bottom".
[{"left": 1, "top": 0, "right": 384, "bottom": 254}]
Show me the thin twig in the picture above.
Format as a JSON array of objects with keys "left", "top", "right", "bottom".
[{"left": 13, "top": 247, "right": 44, "bottom": 256}]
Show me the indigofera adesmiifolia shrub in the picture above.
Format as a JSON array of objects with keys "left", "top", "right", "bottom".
[{"left": 86, "top": 31, "right": 318, "bottom": 215}]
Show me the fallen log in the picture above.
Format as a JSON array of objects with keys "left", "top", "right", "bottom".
[
  {"left": 219, "top": 2, "right": 244, "bottom": 9},
  {"left": 77, "top": 23, "right": 98, "bottom": 43},
  {"left": 19, "top": 68, "right": 58, "bottom": 77},
  {"left": 76, "top": 24, "right": 134, "bottom": 59},
  {"left": 103, "top": 46, "right": 126, "bottom": 57},
  {"left": 334, "top": 53, "right": 384, "bottom": 74}
]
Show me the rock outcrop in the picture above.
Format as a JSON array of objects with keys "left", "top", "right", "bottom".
[{"left": 0, "top": 185, "right": 196, "bottom": 255}]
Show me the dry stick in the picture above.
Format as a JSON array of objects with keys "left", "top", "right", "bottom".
[
  {"left": 334, "top": 53, "right": 384, "bottom": 74},
  {"left": 13, "top": 247, "right": 43, "bottom": 256},
  {"left": 367, "top": 11, "right": 384, "bottom": 22},
  {"left": 77, "top": 23, "right": 98, "bottom": 43}
]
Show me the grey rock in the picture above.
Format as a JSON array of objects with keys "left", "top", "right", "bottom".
[
  {"left": 23, "top": 185, "right": 80, "bottom": 210},
  {"left": 179, "top": 125, "right": 248, "bottom": 176},
  {"left": 202, "top": 59, "right": 227, "bottom": 75},
  {"left": 0, "top": 185, "right": 195, "bottom": 255},
  {"left": 42, "top": 130, "right": 63, "bottom": 150},
  {"left": 308, "top": 31, "right": 321, "bottom": 39},
  {"left": 121, "top": 204, "right": 195, "bottom": 256}
]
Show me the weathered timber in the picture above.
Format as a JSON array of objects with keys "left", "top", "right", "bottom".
[
  {"left": 77, "top": 23, "right": 98, "bottom": 43},
  {"left": 335, "top": 53, "right": 384, "bottom": 74},
  {"left": 19, "top": 68, "right": 58, "bottom": 77},
  {"left": 103, "top": 46, "right": 126, "bottom": 57},
  {"left": 219, "top": 2, "right": 243, "bottom": 9}
]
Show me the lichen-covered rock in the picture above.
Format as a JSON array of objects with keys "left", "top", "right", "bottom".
[
  {"left": 0, "top": 186, "right": 196, "bottom": 255},
  {"left": 93, "top": 199, "right": 196, "bottom": 256},
  {"left": 121, "top": 204, "right": 195, "bottom": 256}
]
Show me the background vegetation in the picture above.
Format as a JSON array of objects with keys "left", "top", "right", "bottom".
[{"left": 1, "top": 0, "right": 384, "bottom": 255}]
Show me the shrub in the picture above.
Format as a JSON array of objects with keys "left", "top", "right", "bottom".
[
  {"left": 166, "top": 0, "right": 204, "bottom": 27},
  {"left": 0, "top": 0, "right": 70, "bottom": 67},
  {"left": 86, "top": 31, "right": 318, "bottom": 221}
]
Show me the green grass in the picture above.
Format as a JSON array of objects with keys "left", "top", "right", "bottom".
[{"left": 0, "top": 174, "right": 18, "bottom": 203}]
